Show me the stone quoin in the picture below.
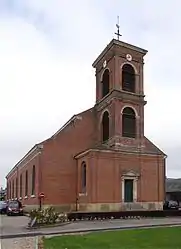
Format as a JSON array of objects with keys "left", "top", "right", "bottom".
[{"left": 6, "top": 37, "right": 166, "bottom": 212}]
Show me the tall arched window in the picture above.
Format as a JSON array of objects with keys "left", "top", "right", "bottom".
[
  {"left": 12, "top": 180, "right": 14, "bottom": 199},
  {"left": 7, "top": 182, "right": 9, "bottom": 200},
  {"left": 31, "top": 165, "right": 36, "bottom": 195},
  {"left": 122, "top": 64, "right": 135, "bottom": 93},
  {"left": 20, "top": 174, "right": 22, "bottom": 198},
  {"left": 81, "top": 162, "right": 86, "bottom": 192},
  {"left": 102, "top": 111, "right": 109, "bottom": 142},
  {"left": 15, "top": 177, "right": 18, "bottom": 198},
  {"left": 9, "top": 181, "right": 11, "bottom": 199},
  {"left": 122, "top": 107, "right": 136, "bottom": 138},
  {"left": 102, "top": 69, "right": 110, "bottom": 98},
  {"left": 25, "top": 170, "right": 28, "bottom": 196}
]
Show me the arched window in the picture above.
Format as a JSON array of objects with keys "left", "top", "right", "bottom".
[
  {"left": 102, "top": 69, "right": 110, "bottom": 97},
  {"left": 102, "top": 111, "right": 109, "bottom": 142},
  {"left": 20, "top": 174, "right": 22, "bottom": 198},
  {"left": 15, "top": 177, "right": 18, "bottom": 198},
  {"left": 12, "top": 180, "right": 14, "bottom": 199},
  {"left": 25, "top": 170, "right": 28, "bottom": 196},
  {"left": 81, "top": 162, "right": 86, "bottom": 192},
  {"left": 122, "top": 64, "right": 135, "bottom": 93},
  {"left": 31, "top": 165, "right": 36, "bottom": 195},
  {"left": 122, "top": 107, "right": 136, "bottom": 138},
  {"left": 9, "top": 181, "right": 11, "bottom": 199},
  {"left": 7, "top": 182, "right": 9, "bottom": 200}
]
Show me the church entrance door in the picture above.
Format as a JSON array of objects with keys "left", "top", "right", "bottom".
[{"left": 124, "top": 179, "right": 133, "bottom": 202}]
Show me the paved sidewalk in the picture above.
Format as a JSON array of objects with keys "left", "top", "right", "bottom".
[
  {"left": 1, "top": 217, "right": 181, "bottom": 239},
  {"left": 1, "top": 236, "right": 37, "bottom": 249},
  {"left": 37, "top": 217, "right": 181, "bottom": 236}
]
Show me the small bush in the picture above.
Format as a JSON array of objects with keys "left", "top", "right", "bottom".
[
  {"left": 29, "top": 207, "right": 67, "bottom": 226},
  {"left": 58, "top": 212, "right": 68, "bottom": 223}
]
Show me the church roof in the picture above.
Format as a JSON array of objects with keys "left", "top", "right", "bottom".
[
  {"left": 94, "top": 137, "right": 166, "bottom": 156},
  {"left": 6, "top": 108, "right": 93, "bottom": 178},
  {"left": 75, "top": 136, "right": 166, "bottom": 160},
  {"left": 143, "top": 137, "right": 166, "bottom": 156}
]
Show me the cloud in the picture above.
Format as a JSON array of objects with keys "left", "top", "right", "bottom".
[{"left": 0, "top": 0, "right": 181, "bottom": 187}]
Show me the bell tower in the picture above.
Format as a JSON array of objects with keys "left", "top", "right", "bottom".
[{"left": 93, "top": 33, "right": 148, "bottom": 151}]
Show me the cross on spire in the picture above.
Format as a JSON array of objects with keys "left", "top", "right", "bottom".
[{"left": 114, "top": 16, "right": 122, "bottom": 40}]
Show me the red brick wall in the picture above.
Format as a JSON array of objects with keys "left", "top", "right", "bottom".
[
  {"left": 39, "top": 109, "right": 96, "bottom": 206},
  {"left": 6, "top": 149, "right": 41, "bottom": 206},
  {"left": 77, "top": 151, "right": 165, "bottom": 205}
]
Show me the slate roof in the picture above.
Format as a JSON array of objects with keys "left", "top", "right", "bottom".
[{"left": 166, "top": 178, "right": 181, "bottom": 192}]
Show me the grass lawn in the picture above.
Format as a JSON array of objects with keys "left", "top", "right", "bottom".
[{"left": 44, "top": 226, "right": 181, "bottom": 249}]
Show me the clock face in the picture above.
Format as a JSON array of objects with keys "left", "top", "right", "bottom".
[{"left": 126, "top": 54, "right": 132, "bottom": 61}]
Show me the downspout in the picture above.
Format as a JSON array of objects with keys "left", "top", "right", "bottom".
[
  {"left": 163, "top": 155, "right": 167, "bottom": 201},
  {"left": 38, "top": 145, "right": 43, "bottom": 207},
  {"left": 157, "top": 153, "right": 160, "bottom": 205},
  {"left": 17, "top": 166, "right": 19, "bottom": 199}
]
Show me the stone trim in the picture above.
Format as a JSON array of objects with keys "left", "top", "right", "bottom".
[
  {"left": 79, "top": 192, "right": 88, "bottom": 196},
  {"left": 22, "top": 202, "right": 163, "bottom": 213},
  {"left": 121, "top": 176, "right": 138, "bottom": 203},
  {"left": 77, "top": 202, "right": 163, "bottom": 212},
  {"left": 121, "top": 170, "right": 140, "bottom": 203}
]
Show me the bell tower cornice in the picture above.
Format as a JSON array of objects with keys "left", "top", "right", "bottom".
[{"left": 92, "top": 39, "right": 148, "bottom": 70}]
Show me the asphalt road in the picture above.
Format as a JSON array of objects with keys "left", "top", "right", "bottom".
[
  {"left": 0, "top": 215, "right": 30, "bottom": 236},
  {"left": 0, "top": 215, "right": 36, "bottom": 248},
  {"left": 1, "top": 214, "right": 181, "bottom": 239}
]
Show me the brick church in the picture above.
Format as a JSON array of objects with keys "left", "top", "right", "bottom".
[{"left": 6, "top": 36, "right": 166, "bottom": 212}]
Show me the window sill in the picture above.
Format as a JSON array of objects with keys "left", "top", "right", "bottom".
[
  {"left": 24, "top": 196, "right": 28, "bottom": 199},
  {"left": 79, "top": 192, "right": 87, "bottom": 196},
  {"left": 19, "top": 197, "right": 22, "bottom": 200},
  {"left": 31, "top": 195, "right": 35, "bottom": 198}
]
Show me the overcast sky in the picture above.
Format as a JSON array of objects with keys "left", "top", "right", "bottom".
[{"left": 0, "top": 0, "right": 181, "bottom": 188}]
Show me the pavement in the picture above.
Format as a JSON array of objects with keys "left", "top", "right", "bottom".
[
  {"left": 0, "top": 215, "right": 37, "bottom": 248},
  {"left": 1, "top": 237, "right": 37, "bottom": 249},
  {"left": 1, "top": 215, "right": 181, "bottom": 248},
  {"left": 1, "top": 214, "right": 181, "bottom": 239}
]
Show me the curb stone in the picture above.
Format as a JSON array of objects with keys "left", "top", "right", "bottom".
[{"left": 26, "top": 221, "right": 71, "bottom": 230}]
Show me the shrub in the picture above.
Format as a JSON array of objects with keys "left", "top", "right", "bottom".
[
  {"left": 29, "top": 207, "right": 65, "bottom": 226},
  {"left": 58, "top": 212, "right": 68, "bottom": 223}
]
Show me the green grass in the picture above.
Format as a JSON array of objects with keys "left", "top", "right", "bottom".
[{"left": 44, "top": 226, "right": 181, "bottom": 249}]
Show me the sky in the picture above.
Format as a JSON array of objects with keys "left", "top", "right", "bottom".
[{"left": 0, "top": 0, "right": 181, "bottom": 188}]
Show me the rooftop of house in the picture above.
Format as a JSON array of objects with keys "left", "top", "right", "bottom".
[{"left": 166, "top": 178, "right": 181, "bottom": 192}]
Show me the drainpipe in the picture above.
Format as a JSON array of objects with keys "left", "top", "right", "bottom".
[
  {"left": 38, "top": 146, "right": 42, "bottom": 205},
  {"left": 163, "top": 155, "right": 167, "bottom": 201},
  {"left": 157, "top": 153, "right": 160, "bottom": 205},
  {"left": 16, "top": 167, "right": 19, "bottom": 199}
]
